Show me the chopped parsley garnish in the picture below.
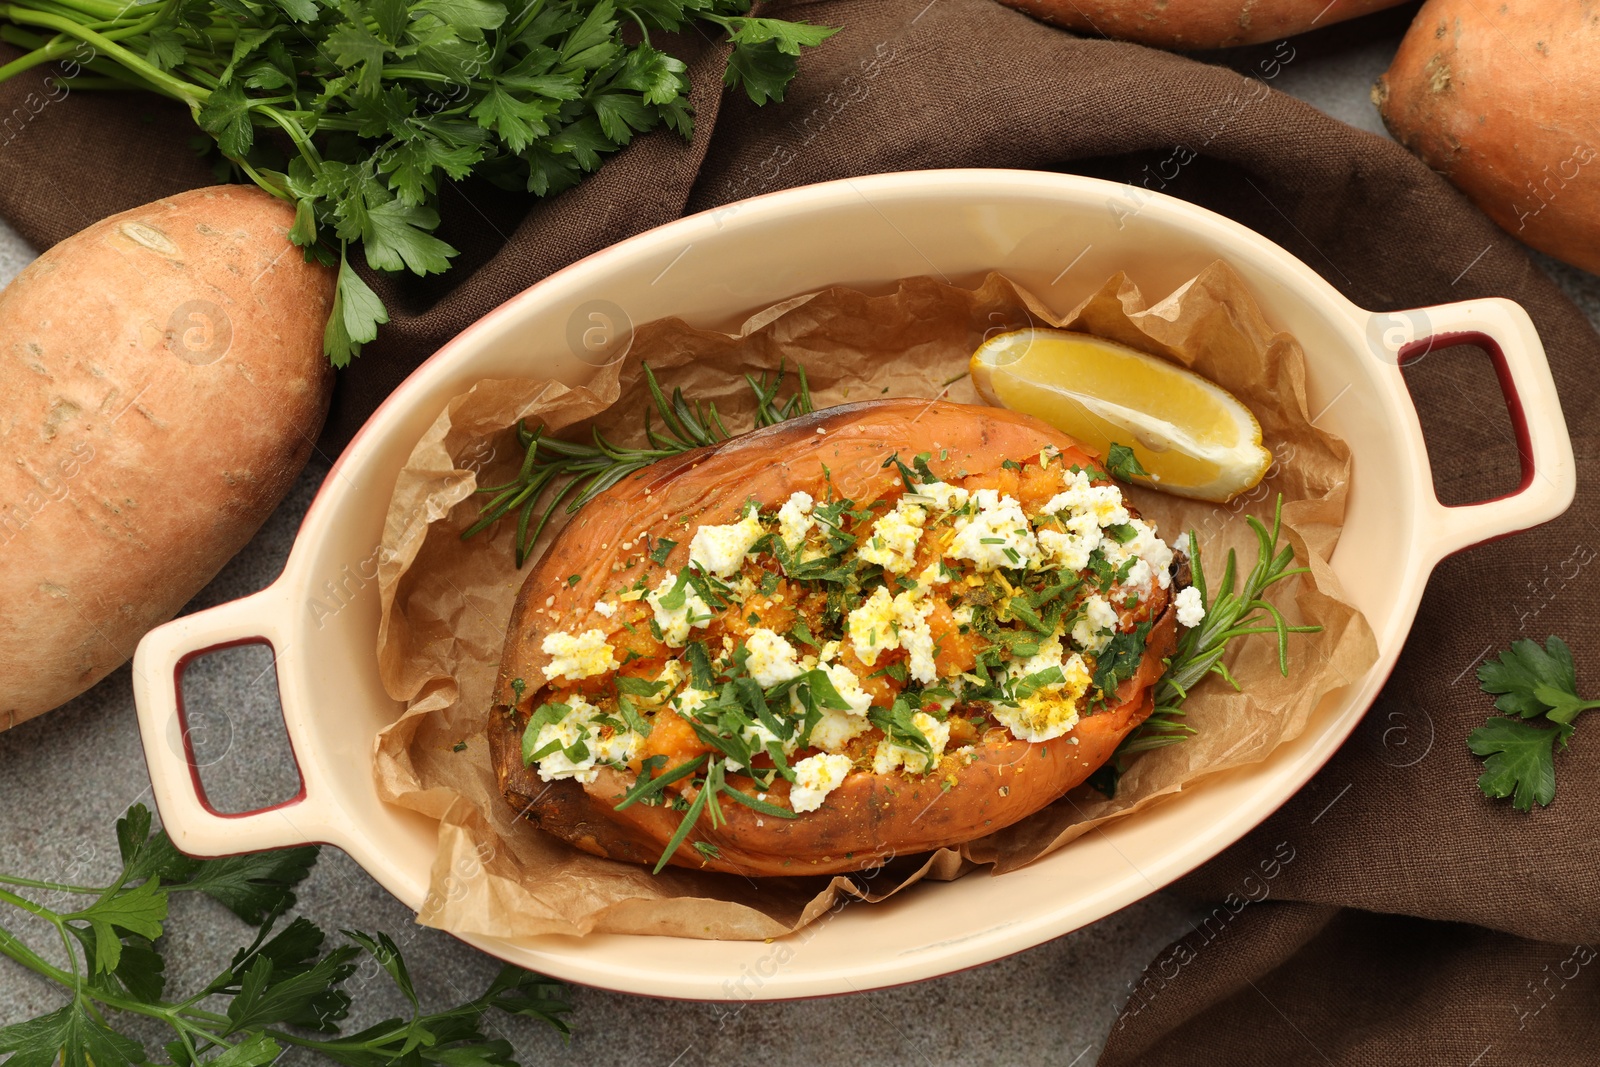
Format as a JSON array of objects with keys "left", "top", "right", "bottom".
[
  {"left": 1104, "top": 443, "right": 1150, "bottom": 482},
  {"left": 1091, "top": 622, "right": 1152, "bottom": 696}
]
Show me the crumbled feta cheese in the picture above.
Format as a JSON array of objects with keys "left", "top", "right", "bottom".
[
  {"left": 673, "top": 686, "right": 715, "bottom": 716},
  {"left": 857, "top": 500, "right": 926, "bottom": 574},
  {"left": 1121, "top": 558, "right": 1154, "bottom": 596},
  {"left": 539, "top": 629, "right": 618, "bottom": 682},
  {"left": 744, "top": 627, "right": 804, "bottom": 688},
  {"left": 1037, "top": 511, "right": 1104, "bottom": 571},
  {"left": 777, "top": 490, "right": 816, "bottom": 550},
  {"left": 914, "top": 558, "right": 952, "bottom": 587},
  {"left": 893, "top": 589, "right": 937, "bottom": 685},
  {"left": 843, "top": 586, "right": 937, "bottom": 683},
  {"left": 531, "top": 697, "right": 641, "bottom": 783},
  {"left": 872, "top": 711, "right": 950, "bottom": 775},
  {"left": 688, "top": 505, "right": 765, "bottom": 577},
  {"left": 1171, "top": 532, "right": 1193, "bottom": 559},
  {"left": 1043, "top": 469, "right": 1129, "bottom": 528},
  {"left": 531, "top": 714, "right": 595, "bottom": 783},
  {"left": 1070, "top": 594, "right": 1119, "bottom": 653},
  {"left": 905, "top": 480, "right": 970, "bottom": 513},
  {"left": 590, "top": 724, "right": 642, "bottom": 766},
  {"left": 947, "top": 489, "right": 1041, "bottom": 572},
  {"left": 846, "top": 586, "right": 897, "bottom": 665},
  {"left": 727, "top": 717, "right": 798, "bottom": 773},
  {"left": 1102, "top": 518, "right": 1175, "bottom": 590},
  {"left": 822, "top": 661, "right": 873, "bottom": 716},
  {"left": 649, "top": 660, "right": 685, "bottom": 702},
  {"left": 1175, "top": 586, "right": 1207, "bottom": 627},
  {"left": 646, "top": 573, "right": 712, "bottom": 646},
  {"left": 592, "top": 599, "right": 617, "bottom": 618},
  {"left": 794, "top": 662, "right": 872, "bottom": 751},
  {"left": 1013, "top": 633, "right": 1066, "bottom": 684},
  {"left": 808, "top": 708, "right": 873, "bottom": 753},
  {"left": 790, "top": 753, "right": 854, "bottom": 813},
  {"left": 993, "top": 652, "right": 1092, "bottom": 742}
]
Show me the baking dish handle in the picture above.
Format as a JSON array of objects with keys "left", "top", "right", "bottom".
[
  {"left": 131, "top": 585, "right": 335, "bottom": 856},
  {"left": 1378, "top": 297, "right": 1576, "bottom": 562}
]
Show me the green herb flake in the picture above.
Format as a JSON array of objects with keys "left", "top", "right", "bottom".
[
  {"left": 649, "top": 537, "right": 678, "bottom": 565},
  {"left": 1104, "top": 443, "right": 1150, "bottom": 482}
]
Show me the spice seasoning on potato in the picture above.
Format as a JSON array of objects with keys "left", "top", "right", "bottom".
[
  {"left": 0, "top": 186, "right": 334, "bottom": 728},
  {"left": 488, "top": 399, "right": 1182, "bottom": 876}
]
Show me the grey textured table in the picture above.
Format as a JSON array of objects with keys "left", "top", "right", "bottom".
[{"left": 4, "top": 27, "right": 1599, "bottom": 1066}]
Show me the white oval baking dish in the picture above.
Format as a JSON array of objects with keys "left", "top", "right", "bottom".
[{"left": 131, "top": 169, "right": 1573, "bottom": 1000}]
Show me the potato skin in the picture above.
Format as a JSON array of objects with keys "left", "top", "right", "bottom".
[
  {"left": 0, "top": 186, "right": 334, "bottom": 728},
  {"left": 1375, "top": 0, "right": 1600, "bottom": 274},
  {"left": 488, "top": 399, "right": 1178, "bottom": 876},
  {"left": 997, "top": 0, "right": 1406, "bottom": 49}
]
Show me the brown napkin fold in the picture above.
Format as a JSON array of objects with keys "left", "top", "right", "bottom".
[{"left": 4, "top": 0, "right": 1596, "bottom": 1061}]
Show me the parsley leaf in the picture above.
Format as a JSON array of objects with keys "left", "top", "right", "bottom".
[
  {"left": 325, "top": 248, "right": 390, "bottom": 369},
  {"left": 1467, "top": 717, "right": 1562, "bottom": 811},
  {"left": 0, "top": 1002, "right": 146, "bottom": 1067},
  {"left": 1091, "top": 621, "right": 1151, "bottom": 695},
  {"left": 1471, "top": 635, "right": 1599, "bottom": 809},
  {"left": 1477, "top": 636, "right": 1582, "bottom": 717},
  {"left": 0, "top": 806, "right": 571, "bottom": 1066},
  {"left": 1104, "top": 442, "right": 1149, "bottom": 482},
  {"left": 65, "top": 879, "right": 167, "bottom": 974}
]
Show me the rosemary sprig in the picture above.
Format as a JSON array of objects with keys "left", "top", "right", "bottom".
[
  {"left": 464, "top": 361, "right": 812, "bottom": 566},
  {"left": 1092, "top": 495, "right": 1321, "bottom": 793}
]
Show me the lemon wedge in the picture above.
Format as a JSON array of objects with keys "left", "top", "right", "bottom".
[{"left": 970, "top": 329, "right": 1272, "bottom": 502}]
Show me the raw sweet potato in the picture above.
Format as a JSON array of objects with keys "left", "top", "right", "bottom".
[
  {"left": 996, "top": 0, "right": 1408, "bottom": 50},
  {"left": 0, "top": 186, "right": 334, "bottom": 729},
  {"left": 487, "top": 399, "right": 1180, "bottom": 876},
  {"left": 1374, "top": 0, "right": 1600, "bottom": 275}
]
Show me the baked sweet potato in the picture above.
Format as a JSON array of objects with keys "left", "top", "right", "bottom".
[
  {"left": 488, "top": 399, "right": 1181, "bottom": 876},
  {"left": 996, "top": 0, "right": 1408, "bottom": 50},
  {"left": 0, "top": 186, "right": 334, "bottom": 728},
  {"left": 1374, "top": 0, "right": 1600, "bottom": 275}
]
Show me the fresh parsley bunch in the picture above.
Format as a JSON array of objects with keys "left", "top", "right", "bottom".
[
  {"left": 0, "top": 0, "right": 837, "bottom": 365},
  {"left": 0, "top": 805, "right": 570, "bottom": 1067},
  {"left": 1470, "top": 635, "right": 1600, "bottom": 811}
]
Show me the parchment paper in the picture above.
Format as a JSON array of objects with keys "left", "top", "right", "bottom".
[{"left": 371, "top": 262, "right": 1378, "bottom": 940}]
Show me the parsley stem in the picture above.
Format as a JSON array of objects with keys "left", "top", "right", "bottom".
[
  {"left": 0, "top": 4, "right": 206, "bottom": 105},
  {"left": 0, "top": 3, "right": 157, "bottom": 81},
  {"left": 0, "top": 895, "right": 242, "bottom": 1034},
  {"left": 0, "top": 920, "right": 71, "bottom": 986},
  {"left": 0, "top": 872, "right": 103, "bottom": 894},
  {"left": 0, "top": 884, "right": 62, "bottom": 924},
  {"left": 623, "top": 6, "right": 651, "bottom": 44}
]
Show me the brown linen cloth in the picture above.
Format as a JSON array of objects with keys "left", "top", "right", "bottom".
[{"left": 3, "top": 0, "right": 1597, "bottom": 1060}]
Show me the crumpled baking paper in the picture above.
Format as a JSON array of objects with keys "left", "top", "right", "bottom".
[{"left": 371, "top": 262, "right": 1378, "bottom": 940}]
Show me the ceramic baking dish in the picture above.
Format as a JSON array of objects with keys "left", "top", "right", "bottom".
[{"left": 131, "top": 169, "right": 1574, "bottom": 999}]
